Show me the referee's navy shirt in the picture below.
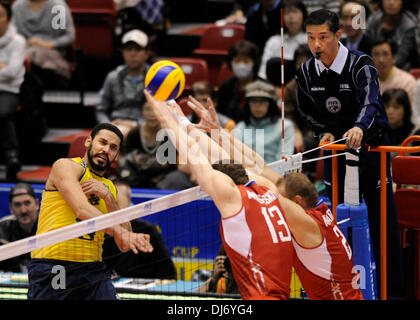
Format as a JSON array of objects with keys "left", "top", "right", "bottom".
[{"left": 296, "top": 42, "right": 389, "bottom": 139}]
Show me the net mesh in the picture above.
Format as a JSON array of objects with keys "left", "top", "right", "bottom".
[{"left": 0, "top": 183, "right": 304, "bottom": 300}]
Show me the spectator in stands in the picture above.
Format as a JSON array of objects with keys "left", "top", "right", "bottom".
[
  {"left": 195, "top": 245, "right": 239, "bottom": 295},
  {"left": 282, "top": 45, "right": 320, "bottom": 181},
  {"left": 258, "top": 0, "right": 307, "bottom": 82},
  {"left": 217, "top": 40, "right": 261, "bottom": 123},
  {"left": 190, "top": 81, "right": 236, "bottom": 132},
  {"left": 339, "top": 0, "right": 373, "bottom": 54},
  {"left": 234, "top": 79, "right": 295, "bottom": 163},
  {"left": 0, "top": 0, "right": 25, "bottom": 181},
  {"left": 0, "top": 183, "right": 39, "bottom": 272},
  {"left": 12, "top": 0, "right": 75, "bottom": 89},
  {"left": 96, "top": 29, "right": 150, "bottom": 137},
  {"left": 218, "top": 0, "right": 257, "bottom": 24},
  {"left": 282, "top": 44, "right": 313, "bottom": 155},
  {"left": 283, "top": 44, "right": 312, "bottom": 136},
  {"left": 102, "top": 179, "right": 177, "bottom": 280},
  {"left": 302, "top": 0, "right": 341, "bottom": 14},
  {"left": 115, "top": 0, "right": 169, "bottom": 61},
  {"left": 371, "top": 39, "right": 417, "bottom": 104},
  {"left": 365, "top": 0, "right": 419, "bottom": 71},
  {"left": 156, "top": 163, "right": 197, "bottom": 190},
  {"left": 244, "top": 0, "right": 283, "bottom": 52},
  {"left": 157, "top": 81, "right": 238, "bottom": 192},
  {"left": 382, "top": 88, "right": 415, "bottom": 148},
  {"left": 368, "top": 0, "right": 381, "bottom": 12},
  {"left": 116, "top": 99, "right": 177, "bottom": 189}
]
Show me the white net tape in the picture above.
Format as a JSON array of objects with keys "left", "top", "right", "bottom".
[
  {"left": 0, "top": 139, "right": 351, "bottom": 263},
  {"left": 0, "top": 186, "right": 209, "bottom": 262}
]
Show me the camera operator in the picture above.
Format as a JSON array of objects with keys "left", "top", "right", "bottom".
[{"left": 196, "top": 246, "right": 239, "bottom": 294}]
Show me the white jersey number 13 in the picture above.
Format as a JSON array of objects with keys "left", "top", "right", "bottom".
[{"left": 261, "top": 205, "right": 292, "bottom": 243}]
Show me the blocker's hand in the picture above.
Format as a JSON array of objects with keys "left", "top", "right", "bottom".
[
  {"left": 343, "top": 127, "right": 363, "bottom": 149},
  {"left": 187, "top": 96, "right": 221, "bottom": 132}
]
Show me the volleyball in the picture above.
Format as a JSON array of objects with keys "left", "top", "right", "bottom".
[{"left": 145, "top": 60, "right": 185, "bottom": 101}]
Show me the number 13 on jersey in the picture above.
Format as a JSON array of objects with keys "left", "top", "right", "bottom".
[{"left": 261, "top": 205, "right": 292, "bottom": 243}]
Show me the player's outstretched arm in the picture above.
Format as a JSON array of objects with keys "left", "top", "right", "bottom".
[
  {"left": 187, "top": 96, "right": 266, "bottom": 175},
  {"left": 187, "top": 95, "right": 321, "bottom": 246},
  {"left": 145, "top": 91, "right": 242, "bottom": 218},
  {"left": 167, "top": 98, "right": 230, "bottom": 164},
  {"left": 188, "top": 96, "right": 284, "bottom": 187}
]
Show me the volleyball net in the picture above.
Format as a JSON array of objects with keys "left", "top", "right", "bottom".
[
  {"left": 0, "top": 148, "right": 326, "bottom": 300},
  {"left": 0, "top": 137, "right": 386, "bottom": 300}
]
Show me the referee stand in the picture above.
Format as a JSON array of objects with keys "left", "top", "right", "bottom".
[
  {"left": 336, "top": 149, "right": 378, "bottom": 300},
  {"left": 322, "top": 138, "right": 420, "bottom": 300},
  {"left": 336, "top": 203, "right": 378, "bottom": 300}
]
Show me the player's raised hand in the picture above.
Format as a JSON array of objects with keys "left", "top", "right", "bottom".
[
  {"left": 187, "top": 96, "right": 221, "bottom": 132},
  {"left": 166, "top": 98, "right": 186, "bottom": 118},
  {"left": 144, "top": 89, "right": 172, "bottom": 124}
]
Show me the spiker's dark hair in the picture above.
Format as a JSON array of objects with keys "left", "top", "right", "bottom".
[
  {"left": 90, "top": 123, "right": 124, "bottom": 146},
  {"left": 212, "top": 160, "right": 249, "bottom": 185}
]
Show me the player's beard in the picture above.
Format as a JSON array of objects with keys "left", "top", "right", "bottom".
[{"left": 87, "top": 145, "right": 113, "bottom": 172}]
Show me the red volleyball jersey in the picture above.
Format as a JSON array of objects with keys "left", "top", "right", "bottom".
[
  {"left": 292, "top": 201, "right": 364, "bottom": 300},
  {"left": 220, "top": 181, "right": 294, "bottom": 300}
]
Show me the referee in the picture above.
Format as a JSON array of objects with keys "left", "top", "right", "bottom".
[{"left": 295, "top": 9, "right": 405, "bottom": 299}]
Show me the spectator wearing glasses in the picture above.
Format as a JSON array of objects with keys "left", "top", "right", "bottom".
[{"left": 370, "top": 39, "right": 416, "bottom": 104}]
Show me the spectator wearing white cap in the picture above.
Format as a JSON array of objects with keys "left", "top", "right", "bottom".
[
  {"left": 96, "top": 29, "right": 150, "bottom": 137},
  {"left": 233, "top": 79, "right": 295, "bottom": 164}
]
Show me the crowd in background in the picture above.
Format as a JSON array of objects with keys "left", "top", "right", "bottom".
[
  {"left": 105, "top": 0, "right": 420, "bottom": 190},
  {"left": 1, "top": 0, "right": 420, "bottom": 188},
  {"left": 0, "top": 0, "right": 419, "bottom": 299}
]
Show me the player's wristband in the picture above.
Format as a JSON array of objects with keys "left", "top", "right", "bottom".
[{"left": 175, "top": 114, "right": 192, "bottom": 129}]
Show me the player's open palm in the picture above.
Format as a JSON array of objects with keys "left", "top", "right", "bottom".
[
  {"left": 188, "top": 96, "right": 221, "bottom": 132},
  {"left": 115, "top": 231, "right": 153, "bottom": 254}
]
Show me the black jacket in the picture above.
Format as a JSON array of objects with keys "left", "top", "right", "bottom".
[
  {"left": 0, "top": 216, "right": 37, "bottom": 272},
  {"left": 102, "top": 219, "right": 177, "bottom": 279},
  {"left": 341, "top": 34, "right": 373, "bottom": 56}
]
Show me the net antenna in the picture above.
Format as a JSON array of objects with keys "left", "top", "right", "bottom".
[{"left": 280, "top": 8, "right": 285, "bottom": 159}]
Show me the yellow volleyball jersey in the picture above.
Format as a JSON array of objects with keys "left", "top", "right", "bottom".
[{"left": 31, "top": 157, "right": 117, "bottom": 262}]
